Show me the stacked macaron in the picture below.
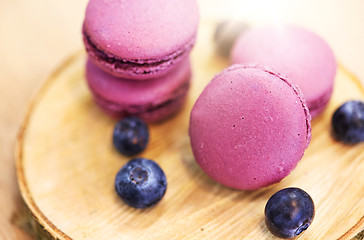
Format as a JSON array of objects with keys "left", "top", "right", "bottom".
[{"left": 82, "top": 0, "right": 199, "bottom": 122}]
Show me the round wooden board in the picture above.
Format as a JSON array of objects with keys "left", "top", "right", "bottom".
[{"left": 16, "top": 21, "right": 364, "bottom": 240}]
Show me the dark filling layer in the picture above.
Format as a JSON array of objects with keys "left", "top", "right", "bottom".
[{"left": 83, "top": 28, "right": 188, "bottom": 71}]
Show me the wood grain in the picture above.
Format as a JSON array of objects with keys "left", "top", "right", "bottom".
[
  {"left": 16, "top": 21, "right": 364, "bottom": 239},
  {"left": 1, "top": 1, "right": 363, "bottom": 240},
  {"left": 0, "top": 1, "right": 88, "bottom": 239}
]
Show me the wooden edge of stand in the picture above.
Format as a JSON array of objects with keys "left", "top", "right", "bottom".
[
  {"left": 14, "top": 53, "right": 364, "bottom": 240},
  {"left": 15, "top": 51, "right": 84, "bottom": 240},
  {"left": 339, "top": 216, "right": 364, "bottom": 240},
  {"left": 338, "top": 63, "right": 364, "bottom": 94}
]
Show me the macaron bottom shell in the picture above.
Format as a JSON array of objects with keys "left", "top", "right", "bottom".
[
  {"left": 86, "top": 58, "right": 192, "bottom": 123},
  {"left": 307, "top": 85, "right": 333, "bottom": 117},
  {"left": 91, "top": 85, "right": 189, "bottom": 123}
]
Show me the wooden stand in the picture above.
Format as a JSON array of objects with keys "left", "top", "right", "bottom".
[{"left": 16, "top": 22, "right": 364, "bottom": 239}]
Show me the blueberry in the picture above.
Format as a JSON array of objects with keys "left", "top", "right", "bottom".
[
  {"left": 265, "top": 187, "right": 315, "bottom": 239},
  {"left": 113, "top": 117, "right": 149, "bottom": 156},
  {"left": 332, "top": 101, "right": 364, "bottom": 143},
  {"left": 114, "top": 158, "right": 167, "bottom": 209}
]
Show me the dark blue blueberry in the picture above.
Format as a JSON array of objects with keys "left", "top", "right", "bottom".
[
  {"left": 114, "top": 158, "right": 167, "bottom": 209},
  {"left": 332, "top": 101, "right": 364, "bottom": 143},
  {"left": 265, "top": 187, "right": 315, "bottom": 239},
  {"left": 113, "top": 117, "right": 149, "bottom": 156}
]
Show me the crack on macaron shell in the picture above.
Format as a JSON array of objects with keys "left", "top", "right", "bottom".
[
  {"left": 83, "top": 27, "right": 196, "bottom": 79},
  {"left": 217, "top": 64, "right": 312, "bottom": 148}
]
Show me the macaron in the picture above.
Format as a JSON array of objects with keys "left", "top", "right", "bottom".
[
  {"left": 231, "top": 25, "right": 337, "bottom": 117},
  {"left": 83, "top": 0, "right": 199, "bottom": 80},
  {"left": 189, "top": 65, "right": 311, "bottom": 190},
  {"left": 86, "top": 58, "right": 191, "bottom": 122}
]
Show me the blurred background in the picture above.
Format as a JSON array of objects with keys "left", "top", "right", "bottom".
[{"left": 0, "top": 0, "right": 363, "bottom": 239}]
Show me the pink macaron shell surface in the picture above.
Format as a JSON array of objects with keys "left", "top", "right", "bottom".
[
  {"left": 86, "top": 58, "right": 191, "bottom": 122},
  {"left": 231, "top": 25, "right": 337, "bottom": 117},
  {"left": 84, "top": 0, "right": 199, "bottom": 60},
  {"left": 189, "top": 65, "right": 311, "bottom": 190}
]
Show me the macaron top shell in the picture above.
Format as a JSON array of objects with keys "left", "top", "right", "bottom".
[
  {"left": 84, "top": 0, "right": 199, "bottom": 60},
  {"left": 189, "top": 65, "right": 311, "bottom": 190},
  {"left": 231, "top": 25, "right": 336, "bottom": 117}
]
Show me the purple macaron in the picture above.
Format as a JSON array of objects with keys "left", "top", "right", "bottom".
[
  {"left": 83, "top": 0, "right": 199, "bottom": 80},
  {"left": 189, "top": 65, "right": 311, "bottom": 190},
  {"left": 86, "top": 58, "right": 191, "bottom": 122},
  {"left": 231, "top": 25, "right": 337, "bottom": 117}
]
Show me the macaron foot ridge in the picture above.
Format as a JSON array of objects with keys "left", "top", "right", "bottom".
[{"left": 83, "top": 27, "right": 196, "bottom": 79}]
